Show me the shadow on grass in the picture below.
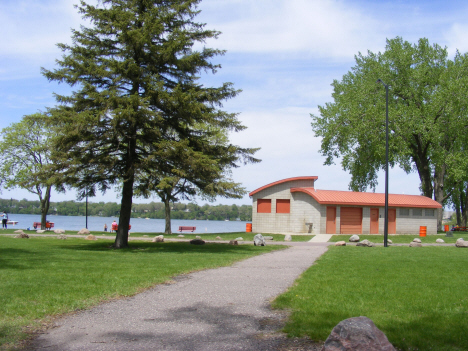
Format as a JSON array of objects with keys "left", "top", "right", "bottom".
[{"left": 57, "top": 241, "right": 281, "bottom": 255}]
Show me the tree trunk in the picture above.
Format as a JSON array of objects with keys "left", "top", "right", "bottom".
[
  {"left": 164, "top": 196, "right": 172, "bottom": 234},
  {"left": 464, "top": 184, "right": 468, "bottom": 227},
  {"left": 40, "top": 186, "right": 52, "bottom": 230},
  {"left": 433, "top": 166, "right": 447, "bottom": 232}
]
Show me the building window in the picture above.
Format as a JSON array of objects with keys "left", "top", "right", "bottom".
[
  {"left": 276, "top": 199, "right": 290, "bottom": 213},
  {"left": 413, "top": 209, "right": 422, "bottom": 216},
  {"left": 400, "top": 208, "right": 409, "bottom": 216},
  {"left": 257, "top": 199, "right": 272, "bottom": 213},
  {"left": 425, "top": 209, "right": 435, "bottom": 216}
]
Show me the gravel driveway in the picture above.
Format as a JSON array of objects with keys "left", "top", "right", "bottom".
[{"left": 25, "top": 243, "right": 330, "bottom": 351}]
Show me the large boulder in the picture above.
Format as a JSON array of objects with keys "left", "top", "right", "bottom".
[
  {"left": 349, "top": 235, "right": 360, "bottom": 242},
  {"left": 413, "top": 238, "right": 422, "bottom": 243},
  {"left": 57, "top": 234, "right": 67, "bottom": 240},
  {"left": 409, "top": 242, "right": 422, "bottom": 247},
  {"left": 335, "top": 241, "right": 346, "bottom": 246},
  {"left": 229, "top": 240, "right": 238, "bottom": 245},
  {"left": 14, "top": 230, "right": 25, "bottom": 234},
  {"left": 85, "top": 234, "right": 97, "bottom": 241},
  {"left": 190, "top": 239, "right": 205, "bottom": 245},
  {"left": 152, "top": 235, "right": 164, "bottom": 243},
  {"left": 264, "top": 236, "right": 274, "bottom": 240},
  {"left": 77, "top": 228, "right": 90, "bottom": 235},
  {"left": 456, "top": 238, "right": 468, "bottom": 248},
  {"left": 254, "top": 234, "right": 266, "bottom": 246},
  {"left": 15, "top": 233, "right": 29, "bottom": 239},
  {"left": 54, "top": 229, "right": 66, "bottom": 234},
  {"left": 36, "top": 230, "right": 45, "bottom": 234},
  {"left": 235, "top": 237, "right": 244, "bottom": 241},
  {"left": 356, "top": 239, "right": 375, "bottom": 247},
  {"left": 436, "top": 238, "right": 445, "bottom": 243},
  {"left": 321, "top": 316, "right": 396, "bottom": 351},
  {"left": 284, "top": 234, "right": 292, "bottom": 242}
]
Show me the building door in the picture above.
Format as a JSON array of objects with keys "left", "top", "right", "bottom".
[
  {"left": 340, "top": 207, "right": 363, "bottom": 234},
  {"left": 326, "top": 207, "right": 336, "bottom": 234},
  {"left": 370, "top": 208, "right": 379, "bottom": 234},
  {"left": 388, "top": 209, "right": 396, "bottom": 234}
]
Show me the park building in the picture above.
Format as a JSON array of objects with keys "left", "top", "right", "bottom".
[{"left": 249, "top": 176, "right": 442, "bottom": 235}]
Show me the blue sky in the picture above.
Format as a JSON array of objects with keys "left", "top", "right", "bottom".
[{"left": 1, "top": 0, "right": 468, "bottom": 206}]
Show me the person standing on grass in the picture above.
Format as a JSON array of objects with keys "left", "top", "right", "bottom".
[
  {"left": 104, "top": 223, "right": 108, "bottom": 232},
  {"left": 2, "top": 211, "right": 8, "bottom": 229}
]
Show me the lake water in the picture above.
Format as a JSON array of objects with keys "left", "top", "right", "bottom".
[{"left": 5, "top": 213, "right": 250, "bottom": 234}]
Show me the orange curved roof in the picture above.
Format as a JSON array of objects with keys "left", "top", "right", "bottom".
[
  {"left": 290, "top": 188, "right": 442, "bottom": 209},
  {"left": 249, "top": 176, "right": 318, "bottom": 196}
]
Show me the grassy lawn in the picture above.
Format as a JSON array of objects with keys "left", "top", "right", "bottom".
[
  {"left": 329, "top": 233, "right": 468, "bottom": 244},
  {"left": 273, "top": 246, "right": 468, "bottom": 351},
  {"left": 0, "top": 236, "right": 285, "bottom": 350}
]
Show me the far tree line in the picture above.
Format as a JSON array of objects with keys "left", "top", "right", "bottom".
[{"left": 0, "top": 198, "right": 252, "bottom": 222}]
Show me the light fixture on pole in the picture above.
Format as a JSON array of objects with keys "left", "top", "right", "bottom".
[{"left": 376, "top": 78, "right": 389, "bottom": 248}]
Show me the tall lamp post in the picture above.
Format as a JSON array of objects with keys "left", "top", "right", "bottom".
[{"left": 377, "top": 79, "right": 389, "bottom": 247}]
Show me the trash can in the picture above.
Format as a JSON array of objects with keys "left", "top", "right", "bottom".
[
  {"left": 419, "top": 226, "right": 427, "bottom": 237},
  {"left": 246, "top": 223, "right": 252, "bottom": 232},
  {"left": 444, "top": 224, "right": 449, "bottom": 232}
]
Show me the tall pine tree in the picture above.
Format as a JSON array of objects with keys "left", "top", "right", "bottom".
[{"left": 43, "top": 0, "right": 255, "bottom": 247}]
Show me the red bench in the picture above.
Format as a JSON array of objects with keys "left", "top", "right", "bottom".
[
  {"left": 178, "top": 226, "right": 196, "bottom": 232},
  {"left": 33, "top": 222, "right": 54, "bottom": 230},
  {"left": 453, "top": 226, "right": 468, "bottom": 231}
]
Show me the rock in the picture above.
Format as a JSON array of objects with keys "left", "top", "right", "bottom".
[
  {"left": 15, "top": 233, "right": 29, "bottom": 238},
  {"left": 235, "top": 237, "right": 244, "bottom": 241},
  {"left": 436, "top": 238, "right": 445, "bottom": 243},
  {"left": 54, "top": 229, "right": 65, "bottom": 234},
  {"left": 409, "top": 242, "right": 422, "bottom": 247},
  {"left": 335, "top": 241, "right": 346, "bottom": 246},
  {"left": 264, "top": 236, "right": 274, "bottom": 240},
  {"left": 85, "top": 234, "right": 97, "bottom": 241},
  {"left": 387, "top": 239, "right": 393, "bottom": 244},
  {"left": 178, "top": 234, "right": 185, "bottom": 238},
  {"left": 77, "top": 228, "right": 90, "bottom": 235},
  {"left": 254, "top": 234, "right": 266, "bottom": 246},
  {"left": 152, "top": 235, "right": 164, "bottom": 243},
  {"left": 356, "top": 239, "right": 375, "bottom": 247},
  {"left": 321, "top": 316, "right": 395, "bottom": 351},
  {"left": 195, "top": 235, "right": 202, "bottom": 239},
  {"left": 229, "top": 240, "right": 238, "bottom": 245},
  {"left": 14, "top": 230, "right": 24, "bottom": 234},
  {"left": 456, "top": 238, "right": 468, "bottom": 248},
  {"left": 284, "top": 234, "right": 292, "bottom": 242},
  {"left": 413, "top": 238, "right": 422, "bottom": 243},
  {"left": 349, "top": 234, "right": 360, "bottom": 242},
  {"left": 36, "top": 230, "right": 45, "bottom": 233},
  {"left": 215, "top": 236, "right": 222, "bottom": 240},
  {"left": 57, "top": 234, "right": 67, "bottom": 240},
  {"left": 190, "top": 239, "right": 205, "bottom": 245}
]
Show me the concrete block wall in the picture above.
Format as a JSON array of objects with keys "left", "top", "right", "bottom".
[{"left": 252, "top": 179, "right": 317, "bottom": 233}]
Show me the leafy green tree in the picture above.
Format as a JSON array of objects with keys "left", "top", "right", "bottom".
[
  {"left": 311, "top": 37, "right": 468, "bottom": 230},
  {"left": 43, "top": 0, "right": 251, "bottom": 247},
  {"left": 0, "top": 114, "right": 63, "bottom": 229}
]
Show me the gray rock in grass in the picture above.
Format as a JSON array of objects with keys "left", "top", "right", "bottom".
[
  {"left": 190, "top": 239, "right": 205, "bottom": 245},
  {"left": 152, "top": 235, "right": 164, "bottom": 243},
  {"left": 335, "top": 241, "right": 346, "bottom": 246},
  {"left": 413, "top": 238, "right": 422, "bottom": 243},
  {"left": 263, "top": 236, "right": 274, "bottom": 240},
  {"left": 229, "top": 240, "right": 238, "bottom": 245},
  {"left": 235, "top": 237, "right": 244, "bottom": 241},
  {"left": 356, "top": 239, "right": 375, "bottom": 247},
  {"left": 77, "top": 228, "right": 90, "bottom": 235},
  {"left": 253, "top": 234, "right": 266, "bottom": 246},
  {"left": 456, "top": 238, "right": 468, "bottom": 248},
  {"left": 15, "top": 233, "right": 29, "bottom": 239},
  {"left": 409, "top": 242, "right": 422, "bottom": 247},
  {"left": 349, "top": 234, "right": 360, "bottom": 242},
  {"left": 284, "top": 234, "right": 292, "bottom": 242},
  {"left": 54, "top": 229, "right": 66, "bottom": 234},
  {"left": 321, "top": 316, "right": 396, "bottom": 351},
  {"left": 436, "top": 238, "right": 445, "bottom": 243}
]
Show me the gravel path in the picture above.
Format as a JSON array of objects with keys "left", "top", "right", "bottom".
[{"left": 25, "top": 243, "right": 331, "bottom": 351}]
